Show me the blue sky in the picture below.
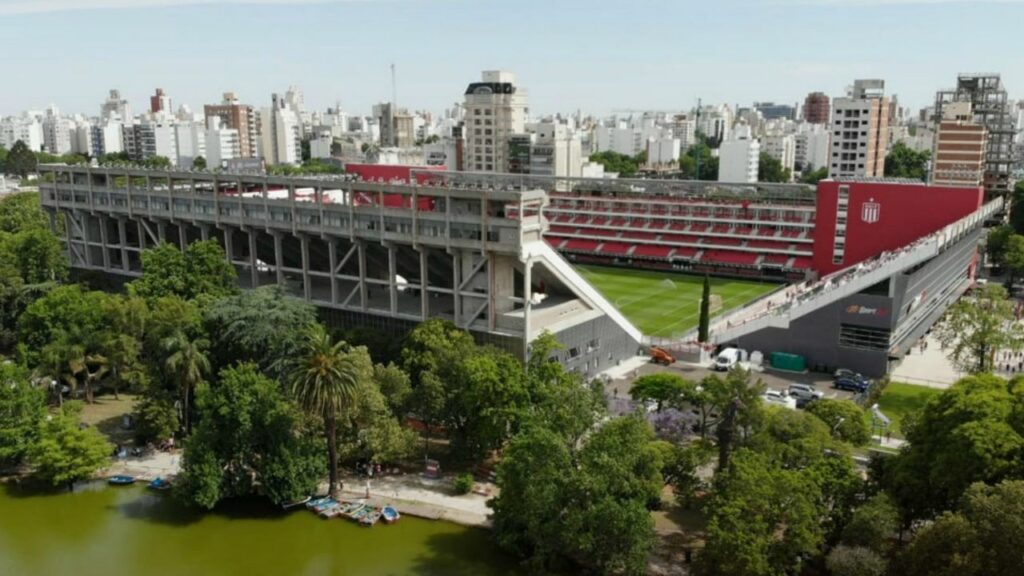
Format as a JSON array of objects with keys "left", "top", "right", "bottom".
[{"left": 1, "top": 0, "right": 1022, "bottom": 117}]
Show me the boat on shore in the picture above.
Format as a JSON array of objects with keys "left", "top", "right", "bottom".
[
  {"left": 381, "top": 505, "right": 400, "bottom": 524},
  {"left": 305, "top": 497, "right": 332, "bottom": 511},
  {"left": 147, "top": 477, "right": 171, "bottom": 491},
  {"left": 319, "top": 502, "right": 345, "bottom": 519},
  {"left": 282, "top": 496, "right": 310, "bottom": 510},
  {"left": 360, "top": 508, "right": 383, "bottom": 527},
  {"left": 107, "top": 475, "right": 136, "bottom": 486}
]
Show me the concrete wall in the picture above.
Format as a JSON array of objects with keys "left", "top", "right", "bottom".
[{"left": 547, "top": 313, "right": 641, "bottom": 381}]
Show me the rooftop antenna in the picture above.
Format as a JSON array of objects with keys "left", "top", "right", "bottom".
[{"left": 391, "top": 63, "right": 398, "bottom": 147}]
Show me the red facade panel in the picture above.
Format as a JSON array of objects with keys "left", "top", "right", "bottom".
[
  {"left": 344, "top": 163, "right": 445, "bottom": 184},
  {"left": 812, "top": 181, "right": 983, "bottom": 275}
]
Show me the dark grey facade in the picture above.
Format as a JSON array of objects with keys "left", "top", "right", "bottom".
[{"left": 723, "top": 230, "right": 980, "bottom": 377}]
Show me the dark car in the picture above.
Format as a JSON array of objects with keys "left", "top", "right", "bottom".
[{"left": 834, "top": 377, "right": 870, "bottom": 393}]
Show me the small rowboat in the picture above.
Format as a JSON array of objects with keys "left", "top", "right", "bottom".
[
  {"left": 108, "top": 475, "right": 136, "bottom": 486},
  {"left": 310, "top": 498, "right": 338, "bottom": 514},
  {"left": 319, "top": 502, "right": 344, "bottom": 519},
  {"left": 148, "top": 477, "right": 171, "bottom": 491},
  {"left": 359, "top": 508, "right": 382, "bottom": 527},
  {"left": 282, "top": 496, "right": 311, "bottom": 510},
  {"left": 381, "top": 505, "right": 400, "bottom": 524},
  {"left": 306, "top": 497, "right": 331, "bottom": 510}
]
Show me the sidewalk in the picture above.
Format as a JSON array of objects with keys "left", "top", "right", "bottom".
[
  {"left": 334, "top": 473, "right": 495, "bottom": 528},
  {"left": 102, "top": 450, "right": 182, "bottom": 481}
]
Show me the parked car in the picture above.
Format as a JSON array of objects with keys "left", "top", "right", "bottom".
[
  {"left": 834, "top": 377, "right": 871, "bottom": 393},
  {"left": 788, "top": 383, "right": 824, "bottom": 406},
  {"left": 833, "top": 368, "right": 866, "bottom": 382},
  {"left": 761, "top": 389, "right": 798, "bottom": 410}
]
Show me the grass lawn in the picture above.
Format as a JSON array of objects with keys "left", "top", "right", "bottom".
[
  {"left": 78, "top": 393, "right": 139, "bottom": 446},
  {"left": 876, "top": 382, "right": 941, "bottom": 438},
  {"left": 575, "top": 264, "right": 780, "bottom": 338}
]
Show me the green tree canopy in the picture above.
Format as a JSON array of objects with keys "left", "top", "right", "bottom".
[
  {"left": 27, "top": 402, "right": 111, "bottom": 487},
  {"left": 801, "top": 166, "right": 829, "bottom": 185},
  {"left": 897, "top": 480, "right": 1024, "bottom": 576},
  {"left": 877, "top": 373, "right": 1024, "bottom": 522},
  {"left": 934, "top": 284, "right": 1024, "bottom": 372},
  {"left": 757, "top": 152, "right": 792, "bottom": 183},
  {"left": 679, "top": 135, "right": 719, "bottom": 181},
  {"left": 191, "top": 156, "right": 207, "bottom": 170},
  {"left": 3, "top": 141, "right": 37, "bottom": 178},
  {"left": 630, "top": 372, "right": 689, "bottom": 412},
  {"left": 128, "top": 240, "right": 238, "bottom": 302},
  {"left": 986, "top": 225, "right": 1013, "bottom": 268},
  {"left": 176, "top": 363, "right": 324, "bottom": 508},
  {"left": 0, "top": 363, "right": 46, "bottom": 467},
  {"left": 588, "top": 150, "right": 646, "bottom": 177},
  {"left": 884, "top": 142, "right": 930, "bottom": 180},
  {"left": 806, "top": 399, "right": 872, "bottom": 446}
]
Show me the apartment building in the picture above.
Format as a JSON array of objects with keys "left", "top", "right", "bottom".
[
  {"left": 931, "top": 101, "right": 987, "bottom": 187},
  {"left": 204, "top": 92, "right": 259, "bottom": 158},
  {"left": 462, "top": 70, "right": 528, "bottom": 172},
  {"left": 828, "top": 79, "right": 889, "bottom": 179}
]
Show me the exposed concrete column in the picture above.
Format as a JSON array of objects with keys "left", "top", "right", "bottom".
[
  {"left": 200, "top": 224, "right": 209, "bottom": 241},
  {"left": 300, "top": 234, "right": 311, "bottom": 301},
  {"left": 272, "top": 231, "right": 284, "bottom": 286},
  {"left": 451, "top": 250, "right": 461, "bottom": 326},
  {"left": 222, "top": 227, "right": 234, "bottom": 263},
  {"left": 523, "top": 260, "right": 533, "bottom": 362},
  {"left": 248, "top": 228, "right": 259, "bottom": 288},
  {"left": 157, "top": 221, "right": 167, "bottom": 244},
  {"left": 420, "top": 247, "right": 429, "bottom": 320},
  {"left": 327, "top": 237, "right": 339, "bottom": 305},
  {"left": 79, "top": 212, "right": 93, "bottom": 267},
  {"left": 98, "top": 214, "right": 111, "bottom": 270},
  {"left": 137, "top": 221, "right": 147, "bottom": 252},
  {"left": 63, "top": 211, "right": 78, "bottom": 267},
  {"left": 357, "top": 240, "right": 368, "bottom": 311},
  {"left": 388, "top": 244, "right": 398, "bottom": 315},
  {"left": 116, "top": 217, "right": 129, "bottom": 273},
  {"left": 178, "top": 224, "right": 188, "bottom": 250}
]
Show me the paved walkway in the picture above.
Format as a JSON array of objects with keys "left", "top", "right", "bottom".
[
  {"left": 890, "top": 334, "right": 963, "bottom": 389},
  {"left": 102, "top": 450, "right": 182, "bottom": 481},
  {"left": 334, "top": 474, "right": 494, "bottom": 528}
]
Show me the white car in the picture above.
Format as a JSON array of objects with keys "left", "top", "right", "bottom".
[
  {"left": 761, "top": 389, "right": 798, "bottom": 410},
  {"left": 788, "top": 384, "right": 825, "bottom": 404}
]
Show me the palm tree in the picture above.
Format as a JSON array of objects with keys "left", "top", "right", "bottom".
[
  {"left": 163, "top": 332, "right": 210, "bottom": 435},
  {"left": 289, "top": 325, "right": 361, "bottom": 497}
]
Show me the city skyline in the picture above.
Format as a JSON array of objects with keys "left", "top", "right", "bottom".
[{"left": 1, "top": 0, "right": 1023, "bottom": 117}]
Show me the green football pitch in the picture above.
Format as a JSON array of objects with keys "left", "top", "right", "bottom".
[{"left": 575, "top": 265, "right": 782, "bottom": 338}]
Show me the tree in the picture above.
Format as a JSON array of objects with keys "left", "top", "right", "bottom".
[
  {"left": 884, "top": 142, "right": 930, "bottom": 180},
  {"left": 141, "top": 155, "right": 172, "bottom": 170},
  {"left": 1010, "top": 181, "right": 1024, "bottom": 235},
  {"left": 162, "top": 331, "right": 210, "bottom": 435},
  {"left": 192, "top": 156, "right": 207, "bottom": 170},
  {"left": 0, "top": 192, "right": 50, "bottom": 234},
  {"left": 757, "top": 152, "right": 792, "bottom": 183},
  {"left": 840, "top": 493, "right": 899, "bottom": 552},
  {"left": 372, "top": 362, "right": 412, "bottom": 415},
  {"left": 27, "top": 402, "right": 111, "bottom": 488},
  {"left": 679, "top": 137, "right": 719, "bottom": 181},
  {"left": 825, "top": 545, "right": 887, "bottom": 576},
  {"left": 0, "top": 364, "right": 45, "bottom": 468},
  {"left": 897, "top": 480, "right": 1024, "bottom": 576},
  {"left": 986, "top": 225, "right": 1013, "bottom": 269},
  {"left": 289, "top": 325, "right": 369, "bottom": 496},
  {"left": 934, "top": 284, "right": 1024, "bottom": 372},
  {"left": 801, "top": 166, "right": 829, "bottom": 185},
  {"left": 491, "top": 417, "right": 660, "bottom": 575},
  {"left": 8, "top": 227, "right": 68, "bottom": 283},
  {"left": 3, "top": 141, "right": 37, "bottom": 178},
  {"left": 129, "top": 240, "right": 237, "bottom": 302},
  {"left": 133, "top": 392, "right": 179, "bottom": 445},
  {"left": 698, "top": 273, "right": 711, "bottom": 342},
  {"left": 630, "top": 372, "right": 688, "bottom": 412},
  {"left": 204, "top": 285, "right": 316, "bottom": 377},
  {"left": 806, "top": 399, "right": 871, "bottom": 446},
  {"left": 878, "top": 374, "right": 1024, "bottom": 522},
  {"left": 176, "top": 363, "right": 324, "bottom": 508},
  {"left": 335, "top": 370, "right": 416, "bottom": 465},
  {"left": 1003, "top": 233, "right": 1024, "bottom": 289},
  {"left": 588, "top": 151, "right": 644, "bottom": 177},
  {"left": 697, "top": 449, "right": 824, "bottom": 576}
]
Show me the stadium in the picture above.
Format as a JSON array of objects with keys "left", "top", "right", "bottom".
[{"left": 38, "top": 163, "right": 998, "bottom": 378}]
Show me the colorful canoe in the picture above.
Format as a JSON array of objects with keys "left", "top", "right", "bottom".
[{"left": 381, "top": 505, "right": 400, "bottom": 524}]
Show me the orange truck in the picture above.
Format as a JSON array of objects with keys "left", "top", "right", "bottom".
[{"left": 649, "top": 346, "right": 676, "bottom": 366}]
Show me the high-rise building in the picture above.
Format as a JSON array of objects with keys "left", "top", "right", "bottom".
[
  {"left": 150, "top": 88, "right": 172, "bottom": 115},
  {"left": 204, "top": 92, "right": 259, "bottom": 159},
  {"left": 931, "top": 101, "right": 986, "bottom": 188},
  {"left": 462, "top": 70, "right": 528, "bottom": 172},
  {"left": 41, "top": 107, "right": 73, "bottom": 155},
  {"left": 204, "top": 117, "right": 241, "bottom": 168},
  {"left": 803, "top": 92, "right": 830, "bottom": 124},
  {"left": 762, "top": 133, "right": 796, "bottom": 179},
  {"left": 794, "top": 123, "right": 831, "bottom": 173},
  {"left": 754, "top": 102, "right": 796, "bottom": 121},
  {"left": 259, "top": 93, "right": 302, "bottom": 166},
  {"left": 718, "top": 124, "right": 760, "bottom": 183},
  {"left": 101, "top": 89, "right": 131, "bottom": 122},
  {"left": 934, "top": 74, "right": 1015, "bottom": 195},
  {"left": 828, "top": 79, "right": 889, "bottom": 179},
  {"left": 529, "top": 122, "right": 582, "bottom": 178}
]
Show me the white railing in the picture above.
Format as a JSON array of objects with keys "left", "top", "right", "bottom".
[{"left": 710, "top": 198, "right": 1002, "bottom": 343}]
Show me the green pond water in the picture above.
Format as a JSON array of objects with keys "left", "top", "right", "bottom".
[{"left": 0, "top": 482, "right": 521, "bottom": 576}]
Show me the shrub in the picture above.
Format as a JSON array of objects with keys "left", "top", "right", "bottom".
[{"left": 453, "top": 472, "right": 474, "bottom": 495}]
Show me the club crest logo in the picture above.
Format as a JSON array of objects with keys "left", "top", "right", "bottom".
[{"left": 861, "top": 199, "right": 880, "bottom": 224}]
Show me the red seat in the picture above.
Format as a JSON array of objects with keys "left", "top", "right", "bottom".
[
  {"left": 633, "top": 245, "right": 672, "bottom": 258},
  {"left": 600, "top": 242, "right": 632, "bottom": 255}
]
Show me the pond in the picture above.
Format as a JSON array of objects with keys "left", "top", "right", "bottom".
[{"left": 0, "top": 482, "right": 521, "bottom": 576}]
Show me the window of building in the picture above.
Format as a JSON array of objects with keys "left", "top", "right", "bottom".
[
  {"left": 484, "top": 109, "right": 492, "bottom": 116},
  {"left": 838, "top": 323, "right": 890, "bottom": 351},
  {"left": 568, "top": 346, "right": 580, "bottom": 358}
]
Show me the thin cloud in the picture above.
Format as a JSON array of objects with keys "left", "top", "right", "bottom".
[
  {"left": 787, "top": 0, "right": 1024, "bottom": 4},
  {"left": 0, "top": 0, "right": 401, "bottom": 16}
]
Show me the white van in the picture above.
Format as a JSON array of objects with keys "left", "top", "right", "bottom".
[{"left": 713, "top": 347, "right": 745, "bottom": 371}]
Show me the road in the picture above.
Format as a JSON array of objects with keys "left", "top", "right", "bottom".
[{"left": 604, "top": 358, "right": 857, "bottom": 415}]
